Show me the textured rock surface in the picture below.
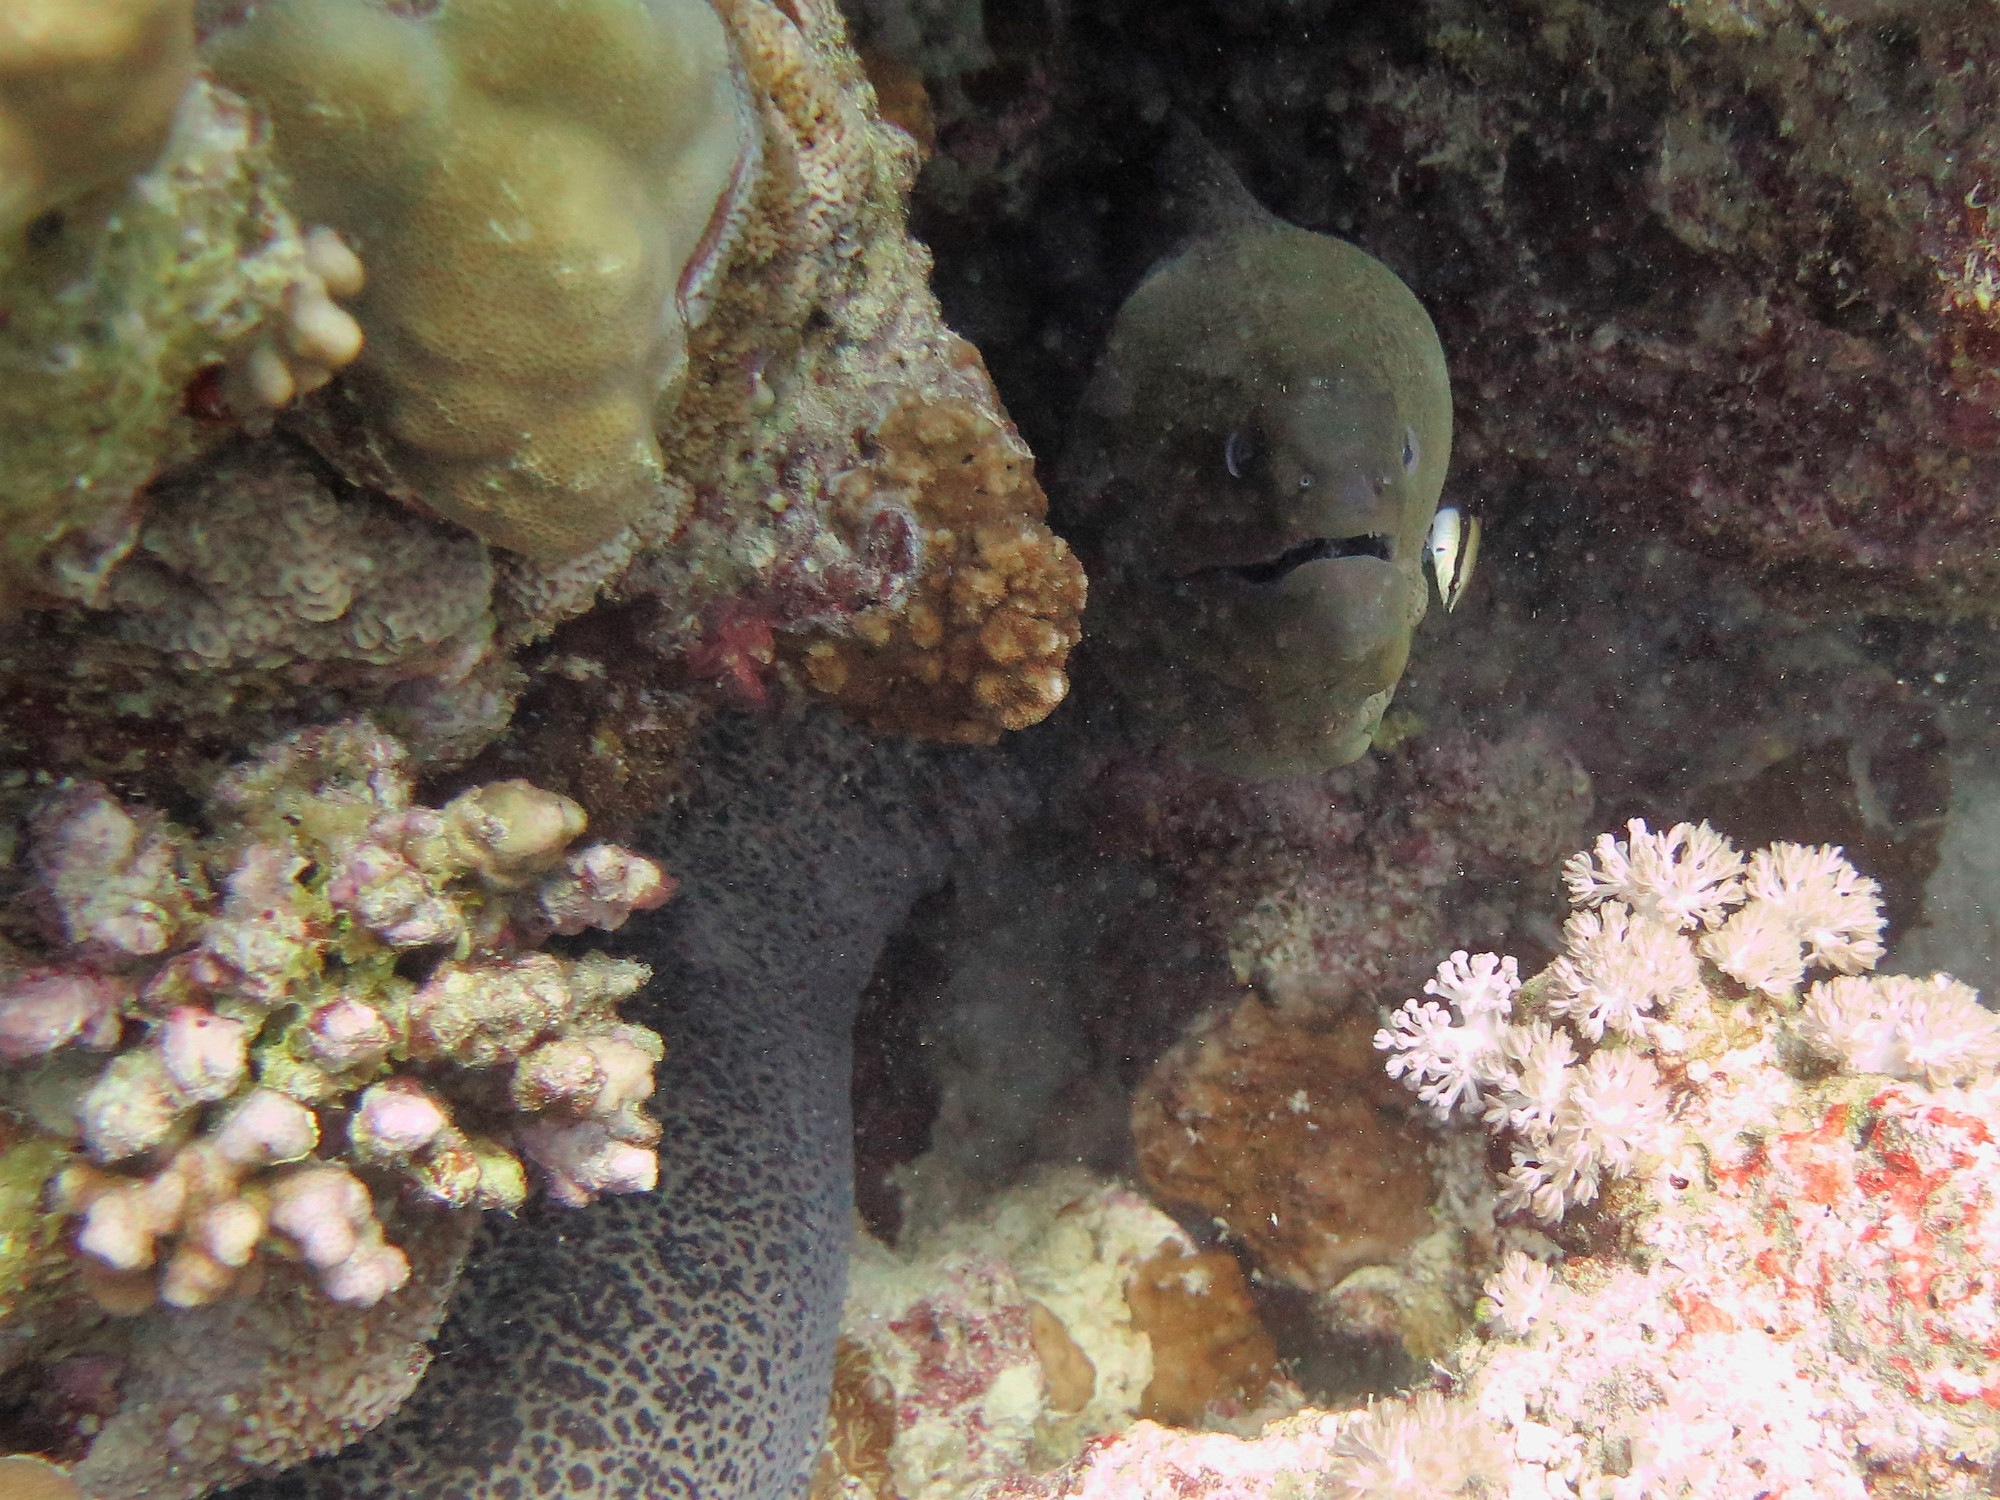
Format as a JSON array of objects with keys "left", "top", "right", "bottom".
[
  {"left": 910, "top": 0, "right": 2000, "bottom": 619},
  {"left": 822, "top": 1168, "right": 1285, "bottom": 1500},
  {"left": 223, "top": 708, "right": 1025, "bottom": 1500}
]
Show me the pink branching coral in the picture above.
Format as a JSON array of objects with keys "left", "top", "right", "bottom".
[{"left": 0, "top": 719, "right": 673, "bottom": 1312}]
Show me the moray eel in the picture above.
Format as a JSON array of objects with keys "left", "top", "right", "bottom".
[
  {"left": 226, "top": 710, "right": 1021, "bottom": 1500},
  {"left": 1062, "top": 134, "right": 1453, "bottom": 779}
]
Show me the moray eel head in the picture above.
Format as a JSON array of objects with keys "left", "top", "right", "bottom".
[{"left": 1062, "top": 216, "right": 1452, "bottom": 778}]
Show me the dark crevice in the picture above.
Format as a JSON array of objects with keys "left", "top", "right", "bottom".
[{"left": 1172, "top": 532, "right": 1391, "bottom": 586}]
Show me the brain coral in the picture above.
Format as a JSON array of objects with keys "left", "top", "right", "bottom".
[{"left": 205, "top": 0, "right": 762, "bottom": 562}]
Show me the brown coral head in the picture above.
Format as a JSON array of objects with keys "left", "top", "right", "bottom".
[{"left": 784, "top": 393, "right": 1086, "bottom": 743}]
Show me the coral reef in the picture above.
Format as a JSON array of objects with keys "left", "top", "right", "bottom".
[
  {"left": 988, "top": 820, "right": 2000, "bottom": 1498},
  {"left": 823, "top": 1169, "right": 1284, "bottom": 1500},
  {"left": 231, "top": 709, "right": 1027, "bottom": 1500},
  {"left": 206, "top": 0, "right": 761, "bottom": 562},
  {"left": 3, "top": 0, "right": 1081, "bottom": 825},
  {"left": 0, "top": 76, "right": 361, "bottom": 616},
  {"left": 1365, "top": 820, "right": 2000, "bottom": 1495},
  {"left": 0, "top": 719, "right": 670, "bottom": 1493},
  {"left": 790, "top": 393, "right": 1084, "bottom": 743}
]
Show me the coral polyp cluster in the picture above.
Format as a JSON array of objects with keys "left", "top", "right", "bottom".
[
  {"left": 0, "top": 719, "right": 671, "bottom": 1316},
  {"left": 1361, "top": 820, "right": 2000, "bottom": 1495},
  {"left": 790, "top": 393, "right": 1085, "bottom": 743}
]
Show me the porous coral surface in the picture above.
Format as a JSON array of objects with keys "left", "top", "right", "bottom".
[{"left": 0, "top": 0, "right": 195, "bottom": 240}]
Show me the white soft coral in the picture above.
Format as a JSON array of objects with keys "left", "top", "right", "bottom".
[
  {"left": 1548, "top": 903, "right": 1700, "bottom": 1039},
  {"left": 1563, "top": 819, "right": 1745, "bottom": 931},
  {"left": 1375, "top": 951, "right": 1519, "bottom": 1121},
  {"left": 1799, "top": 973, "right": 2000, "bottom": 1085}
]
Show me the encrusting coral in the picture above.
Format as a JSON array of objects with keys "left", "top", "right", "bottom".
[
  {"left": 205, "top": 0, "right": 762, "bottom": 563},
  {"left": 0, "top": 718, "right": 672, "bottom": 1322}
]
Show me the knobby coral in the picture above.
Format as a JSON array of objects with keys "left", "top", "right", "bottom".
[
  {"left": 0, "top": 718, "right": 672, "bottom": 1322},
  {"left": 0, "top": 74, "right": 363, "bottom": 616},
  {"left": 789, "top": 392, "right": 1085, "bottom": 742}
]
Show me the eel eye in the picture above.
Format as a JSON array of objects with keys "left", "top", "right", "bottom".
[
  {"left": 1402, "top": 427, "right": 1420, "bottom": 474},
  {"left": 1223, "top": 428, "right": 1255, "bottom": 479}
]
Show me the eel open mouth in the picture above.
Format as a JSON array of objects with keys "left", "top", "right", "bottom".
[{"left": 1171, "top": 534, "right": 1393, "bottom": 586}]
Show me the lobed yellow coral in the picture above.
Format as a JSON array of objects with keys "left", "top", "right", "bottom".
[
  {"left": 206, "top": 0, "right": 761, "bottom": 562},
  {"left": 0, "top": 0, "right": 193, "bottom": 244},
  {"left": 789, "top": 390, "right": 1086, "bottom": 742}
]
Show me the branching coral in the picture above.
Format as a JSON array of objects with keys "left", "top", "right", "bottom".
[
  {"left": 0, "top": 718, "right": 672, "bottom": 1315},
  {"left": 205, "top": 0, "right": 762, "bottom": 562}
]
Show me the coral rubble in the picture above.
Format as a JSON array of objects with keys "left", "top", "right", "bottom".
[{"left": 822, "top": 1169, "right": 1285, "bottom": 1500}]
